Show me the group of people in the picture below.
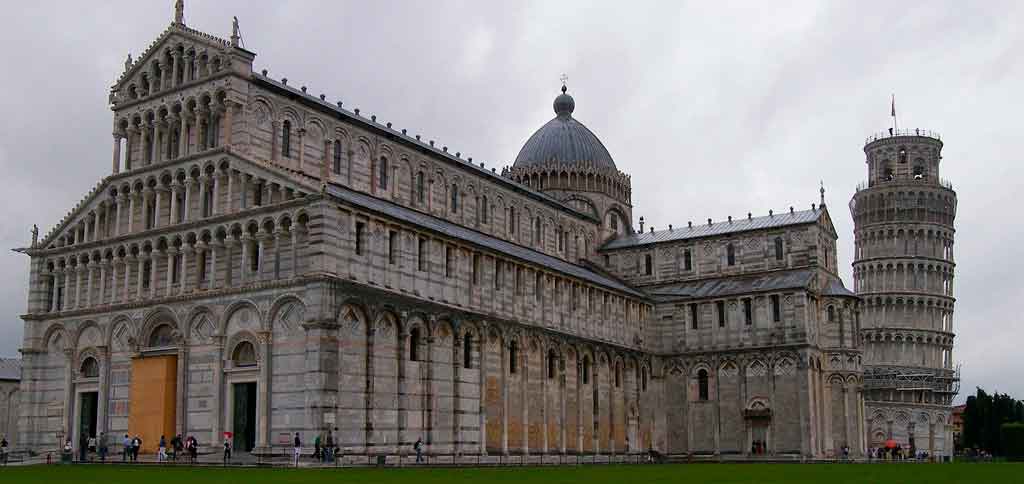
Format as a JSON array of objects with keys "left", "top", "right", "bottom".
[
  {"left": 156, "top": 434, "right": 199, "bottom": 462},
  {"left": 312, "top": 428, "right": 340, "bottom": 464},
  {"left": 868, "top": 445, "right": 914, "bottom": 461}
]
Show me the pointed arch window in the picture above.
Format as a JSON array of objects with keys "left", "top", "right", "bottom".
[
  {"left": 727, "top": 243, "right": 736, "bottom": 266},
  {"left": 548, "top": 350, "right": 557, "bottom": 379},
  {"left": 281, "top": 120, "right": 291, "bottom": 158},
  {"left": 615, "top": 365, "right": 622, "bottom": 388},
  {"left": 463, "top": 335, "right": 472, "bottom": 369},
  {"left": 698, "top": 369, "right": 709, "bottom": 401}
]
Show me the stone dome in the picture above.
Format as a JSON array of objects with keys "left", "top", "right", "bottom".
[{"left": 513, "top": 87, "right": 616, "bottom": 170}]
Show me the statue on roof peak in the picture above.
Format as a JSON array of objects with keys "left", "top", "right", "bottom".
[{"left": 174, "top": 0, "right": 184, "bottom": 25}]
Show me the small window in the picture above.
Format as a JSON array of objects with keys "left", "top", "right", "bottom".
[
  {"left": 644, "top": 254, "right": 653, "bottom": 275},
  {"left": 463, "top": 336, "right": 472, "bottom": 369},
  {"left": 508, "top": 207, "right": 516, "bottom": 236},
  {"left": 743, "top": 298, "right": 753, "bottom": 325},
  {"left": 534, "top": 218, "right": 542, "bottom": 244},
  {"left": 727, "top": 243, "right": 736, "bottom": 266},
  {"left": 641, "top": 367, "right": 648, "bottom": 392},
  {"left": 615, "top": 365, "right": 621, "bottom": 388},
  {"left": 417, "top": 238, "right": 427, "bottom": 272},
  {"left": 472, "top": 253, "right": 480, "bottom": 284},
  {"left": 610, "top": 214, "right": 618, "bottom": 231},
  {"left": 913, "top": 165, "right": 925, "bottom": 179},
  {"left": 716, "top": 301, "right": 726, "bottom": 327},
  {"left": 450, "top": 183, "right": 458, "bottom": 212},
  {"left": 253, "top": 182, "right": 263, "bottom": 207},
  {"left": 354, "top": 221, "right": 365, "bottom": 256},
  {"left": 249, "top": 238, "right": 259, "bottom": 272},
  {"left": 444, "top": 246, "right": 453, "bottom": 278},
  {"left": 494, "top": 259, "right": 503, "bottom": 290},
  {"left": 771, "top": 295, "right": 781, "bottom": 322},
  {"left": 828, "top": 305, "right": 835, "bottom": 322},
  {"left": 388, "top": 230, "right": 397, "bottom": 265},
  {"left": 898, "top": 148, "right": 908, "bottom": 163},
  {"left": 698, "top": 369, "right": 709, "bottom": 401},
  {"left": 548, "top": 350, "right": 557, "bottom": 379},
  {"left": 171, "top": 252, "right": 181, "bottom": 283},
  {"left": 148, "top": 324, "right": 174, "bottom": 347},
  {"left": 582, "top": 356, "right": 591, "bottom": 385},
  {"left": 409, "top": 327, "right": 421, "bottom": 361},
  {"left": 515, "top": 267, "right": 523, "bottom": 295},
  {"left": 481, "top": 196, "right": 489, "bottom": 223},
  {"left": 80, "top": 357, "right": 99, "bottom": 378},
  {"left": 535, "top": 272, "right": 543, "bottom": 301},
  {"left": 690, "top": 303, "right": 699, "bottom": 330},
  {"left": 774, "top": 237, "right": 784, "bottom": 261},
  {"left": 509, "top": 340, "right": 518, "bottom": 374},
  {"left": 281, "top": 120, "right": 291, "bottom": 158},
  {"left": 142, "top": 260, "right": 152, "bottom": 289},
  {"left": 684, "top": 249, "right": 692, "bottom": 271},
  {"left": 378, "top": 157, "right": 389, "bottom": 190},
  {"left": 415, "top": 172, "right": 425, "bottom": 205},
  {"left": 232, "top": 341, "right": 257, "bottom": 367},
  {"left": 604, "top": 254, "right": 610, "bottom": 267},
  {"left": 332, "top": 140, "right": 342, "bottom": 174}
]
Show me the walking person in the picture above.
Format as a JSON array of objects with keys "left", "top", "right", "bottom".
[
  {"left": 98, "top": 432, "right": 108, "bottom": 462},
  {"left": 158, "top": 435, "right": 167, "bottom": 462},
  {"left": 1, "top": 436, "right": 9, "bottom": 466},
  {"left": 313, "top": 432, "right": 321, "bottom": 462},
  {"left": 122, "top": 434, "right": 131, "bottom": 462},
  {"left": 293, "top": 432, "right": 302, "bottom": 467},
  {"left": 414, "top": 437, "right": 424, "bottom": 464},
  {"left": 132, "top": 435, "right": 142, "bottom": 462},
  {"left": 222, "top": 438, "right": 231, "bottom": 464},
  {"left": 87, "top": 434, "right": 97, "bottom": 462},
  {"left": 325, "top": 429, "right": 335, "bottom": 463},
  {"left": 188, "top": 436, "right": 198, "bottom": 464}
]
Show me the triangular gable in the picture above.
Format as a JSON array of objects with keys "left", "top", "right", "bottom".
[
  {"left": 112, "top": 22, "right": 236, "bottom": 92},
  {"left": 817, "top": 206, "right": 838, "bottom": 238},
  {"left": 38, "top": 151, "right": 320, "bottom": 250}
]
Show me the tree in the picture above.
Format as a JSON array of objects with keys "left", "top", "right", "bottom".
[{"left": 962, "top": 387, "right": 1024, "bottom": 456}]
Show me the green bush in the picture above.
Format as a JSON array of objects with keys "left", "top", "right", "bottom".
[{"left": 1002, "top": 423, "right": 1024, "bottom": 460}]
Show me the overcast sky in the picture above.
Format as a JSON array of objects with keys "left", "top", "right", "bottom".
[{"left": 1, "top": 1, "right": 1021, "bottom": 402}]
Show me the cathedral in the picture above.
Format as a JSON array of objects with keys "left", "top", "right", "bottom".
[{"left": 12, "top": 4, "right": 953, "bottom": 461}]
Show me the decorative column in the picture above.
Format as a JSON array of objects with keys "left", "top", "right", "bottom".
[
  {"left": 152, "top": 118, "right": 164, "bottom": 164},
  {"left": 50, "top": 269, "right": 61, "bottom": 312},
  {"left": 149, "top": 253, "right": 158, "bottom": 299},
  {"left": 208, "top": 104, "right": 222, "bottom": 149},
  {"left": 96, "top": 346, "right": 110, "bottom": 437},
  {"left": 256, "top": 330, "right": 272, "bottom": 449},
  {"left": 321, "top": 139, "right": 331, "bottom": 183},
  {"left": 181, "top": 243, "right": 192, "bottom": 294},
  {"left": 183, "top": 179, "right": 193, "bottom": 222},
  {"left": 223, "top": 101, "right": 235, "bottom": 147},
  {"left": 272, "top": 232, "right": 282, "bottom": 279},
  {"left": 165, "top": 249, "right": 177, "bottom": 297},
  {"left": 240, "top": 235, "right": 251, "bottom": 284},
  {"left": 127, "top": 193, "right": 137, "bottom": 233},
  {"left": 73, "top": 264, "right": 83, "bottom": 309},
  {"left": 255, "top": 233, "right": 267, "bottom": 281},
  {"left": 135, "top": 256, "right": 145, "bottom": 301},
  {"left": 290, "top": 229, "right": 299, "bottom": 277},
  {"left": 92, "top": 211, "right": 100, "bottom": 241},
  {"left": 226, "top": 171, "right": 235, "bottom": 214},
  {"left": 212, "top": 173, "right": 222, "bottom": 216},
  {"left": 184, "top": 53, "right": 194, "bottom": 83},
  {"left": 125, "top": 127, "right": 137, "bottom": 170},
  {"left": 62, "top": 348, "right": 75, "bottom": 445},
  {"left": 142, "top": 123, "right": 152, "bottom": 165},
  {"left": 63, "top": 266, "right": 73, "bottom": 310},
  {"left": 195, "top": 109, "right": 208, "bottom": 151},
  {"left": 225, "top": 239, "right": 238, "bottom": 287},
  {"left": 112, "top": 133, "right": 123, "bottom": 174},
  {"left": 153, "top": 188, "right": 164, "bottom": 229},
  {"left": 169, "top": 181, "right": 180, "bottom": 225},
  {"left": 210, "top": 335, "right": 225, "bottom": 446},
  {"left": 198, "top": 175, "right": 211, "bottom": 218},
  {"left": 171, "top": 51, "right": 181, "bottom": 87},
  {"left": 98, "top": 261, "right": 107, "bottom": 306},
  {"left": 111, "top": 256, "right": 121, "bottom": 305},
  {"left": 123, "top": 255, "right": 134, "bottom": 302},
  {"left": 179, "top": 110, "right": 189, "bottom": 156},
  {"left": 209, "top": 242, "right": 220, "bottom": 290}
]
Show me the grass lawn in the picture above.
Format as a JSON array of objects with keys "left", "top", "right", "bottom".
[{"left": 0, "top": 463, "right": 1019, "bottom": 484}]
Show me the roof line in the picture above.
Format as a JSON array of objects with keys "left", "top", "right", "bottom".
[{"left": 251, "top": 74, "right": 601, "bottom": 224}]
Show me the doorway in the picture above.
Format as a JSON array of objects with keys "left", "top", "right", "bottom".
[
  {"left": 232, "top": 382, "right": 257, "bottom": 452},
  {"left": 79, "top": 392, "right": 98, "bottom": 444}
]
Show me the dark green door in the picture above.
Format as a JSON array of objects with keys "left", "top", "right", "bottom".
[
  {"left": 79, "top": 392, "right": 98, "bottom": 441},
  {"left": 232, "top": 382, "right": 257, "bottom": 452}
]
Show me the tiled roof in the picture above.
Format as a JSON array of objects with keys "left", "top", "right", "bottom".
[
  {"left": 823, "top": 278, "right": 857, "bottom": 298},
  {"left": 0, "top": 358, "right": 21, "bottom": 381},
  {"left": 325, "top": 183, "right": 646, "bottom": 299},
  {"left": 603, "top": 208, "right": 824, "bottom": 250},
  {"left": 253, "top": 74, "right": 599, "bottom": 223},
  {"left": 645, "top": 269, "right": 816, "bottom": 301}
]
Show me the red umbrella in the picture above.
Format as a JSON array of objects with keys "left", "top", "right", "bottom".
[{"left": 885, "top": 439, "right": 897, "bottom": 449}]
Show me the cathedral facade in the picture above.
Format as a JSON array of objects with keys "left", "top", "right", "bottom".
[{"left": 15, "top": 7, "right": 871, "bottom": 459}]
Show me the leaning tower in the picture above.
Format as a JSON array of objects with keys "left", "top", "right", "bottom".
[{"left": 850, "top": 129, "right": 959, "bottom": 458}]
